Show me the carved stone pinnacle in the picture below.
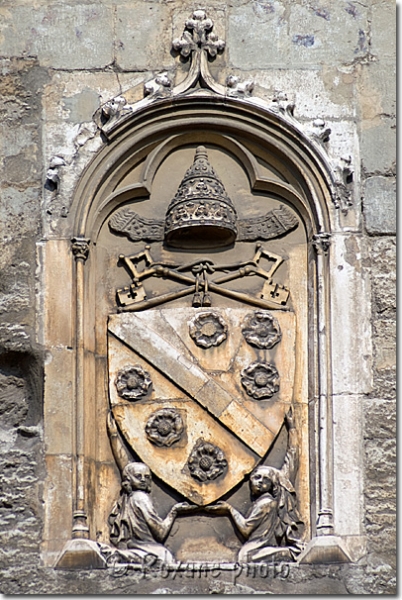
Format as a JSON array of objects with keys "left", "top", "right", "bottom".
[
  {"left": 71, "top": 237, "right": 90, "bottom": 262},
  {"left": 173, "top": 10, "right": 225, "bottom": 59}
]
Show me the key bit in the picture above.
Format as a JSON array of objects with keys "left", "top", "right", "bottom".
[
  {"left": 192, "top": 292, "right": 202, "bottom": 307},
  {"left": 260, "top": 281, "right": 289, "bottom": 306},
  {"left": 202, "top": 293, "right": 212, "bottom": 307}
]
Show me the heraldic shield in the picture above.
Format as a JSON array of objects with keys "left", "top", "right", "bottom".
[{"left": 108, "top": 307, "right": 296, "bottom": 506}]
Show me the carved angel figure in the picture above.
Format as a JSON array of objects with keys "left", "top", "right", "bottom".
[
  {"left": 103, "top": 413, "right": 194, "bottom": 565},
  {"left": 206, "top": 408, "right": 304, "bottom": 562}
]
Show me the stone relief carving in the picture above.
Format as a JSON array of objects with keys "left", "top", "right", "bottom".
[
  {"left": 109, "top": 209, "right": 165, "bottom": 242},
  {"left": 333, "top": 154, "right": 354, "bottom": 212},
  {"left": 187, "top": 440, "right": 228, "bottom": 483},
  {"left": 96, "top": 96, "right": 132, "bottom": 133},
  {"left": 115, "top": 365, "right": 152, "bottom": 401},
  {"left": 173, "top": 11, "right": 225, "bottom": 58},
  {"left": 241, "top": 361, "right": 280, "bottom": 400},
  {"left": 110, "top": 203, "right": 298, "bottom": 244},
  {"left": 226, "top": 75, "right": 255, "bottom": 98},
  {"left": 108, "top": 147, "right": 298, "bottom": 246},
  {"left": 108, "top": 309, "right": 297, "bottom": 510},
  {"left": 189, "top": 312, "right": 228, "bottom": 348},
  {"left": 45, "top": 155, "right": 65, "bottom": 191},
  {"left": 237, "top": 205, "right": 299, "bottom": 242},
  {"left": 115, "top": 243, "right": 289, "bottom": 311},
  {"left": 102, "top": 413, "right": 195, "bottom": 565},
  {"left": 145, "top": 409, "right": 184, "bottom": 447},
  {"left": 102, "top": 96, "right": 128, "bottom": 120},
  {"left": 109, "top": 147, "right": 296, "bottom": 312},
  {"left": 164, "top": 146, "right": 238, "bottom": 248},
  {"left": 172, "top": 10, "right": 226, "bottom": 95},
  {"left": 71, "top": 237, "right": 90, "bottom": 262},
  {"left": 241, "top": 311, "right": 282, "bottom": 349},
  {"left": 312, "top": 232, "right": 332, "bottom": 255},
  {"left": 270, "top": 91, "right": 296, "bottom": 119},
  {"left": 206, "top": 409, "right": 304, "bottom": 562},
  {"left": 308, "top": 118, "right": 332, "bottom": 144},
  {"left": 143, "top": 72, "right": 172, "bottom": 98}
]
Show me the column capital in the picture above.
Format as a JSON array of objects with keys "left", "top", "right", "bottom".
[
  {"left": 71, "top": 237, "right": 90, "bottom": 262},
  {"left": 312, "top": 232, "right": 331, "bottom": 255}
]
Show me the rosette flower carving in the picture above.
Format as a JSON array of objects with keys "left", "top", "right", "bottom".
[
  {"left": 241, "top": 361, "right": 280, "bottom": 400},
  {"left": 115, "top": 365, "right": 152, "bottom": 401},
  {"left": 145, "top": 409, "right": 184, "bottom": 447},
  {"left": 241, "top": 311, "right": 282, "bottom": 349},
  {"left": 189, "top": 312, "right": 228, "bottom": 348},
  {"left": 187, "top": 441, "right": 227, "bottom": 482}
]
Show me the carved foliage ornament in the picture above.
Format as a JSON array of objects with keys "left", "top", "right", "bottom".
[
  {"left": 172, "top": 11, "right": 225, "bottom": 59},
  {"left": 187, "top": 440, "right": 228, "bottom": 483},
  {"left": 241, "top": 361, "right": 280, "bottom": 400},
  {"left": 115, "top": 365, "right": 152, "bottom": 401},
  {"left": 242, "top": 311, "right": 282, "bottom": 349},
  {"left": 189, "top": 312, "right": 228, "bottom": 348},
  {"left": 145, "top": 409, "right": 184, "bottom": 447}
]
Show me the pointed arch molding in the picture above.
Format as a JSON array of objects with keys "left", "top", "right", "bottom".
[
  {"left": 70, "top": 96, "right": 335, "bottom": 241},
  {"left": 48, "top": 93, "right": 367, "bottom": 569}
]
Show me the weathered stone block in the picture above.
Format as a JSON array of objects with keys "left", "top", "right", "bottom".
[
  {"left": 333, "top": 395, "right": 364, "bottom": 536},
  {"left": 0, "top": 4, "right": 114, "bottom": 69},
  {"left": 330, "top": 234, "right": 372, "bottom": 395},
  {"left": 288, "top": 2, "right": 369, "bottom": 67},
  {"left": 0, "top": 187, "right": 40, "bottom": 252},
  {"left": 227, "top": 3, "right": 289, "bottom": 70},
  {"left": 363, "top": 398, "right": 396, "bottom": 440},
  {"left": 358, "top": 61, "right": 396, "bottom": 119},
  {"left": 252, "top": 67, "right": 354, "bottom": 119},
  {"left": 369, "top": 236, "right": 396, "bottom": 275},
  {"left": 228, "top": 1, "right": 369, "bottom": 69},
  {"left": 372, "top": 273, "right": 396, "bottom": 316},
  {"left": 372, "top": 318, "right": 396, "bottom": 371},
  {"left": 361, "top": 117, "right": 396, "bottom": 175},
  {"left": 364, "top": 437, "right": 396, "bottom": 482},
  {"left": 371, "top": 0, "right": 396, "bottom": 61},
  {"left": 115, "top": 3, "right": 173, "bottom": 71},
  {"left": 371, "top": 366, "right": 396, "bottom": 400},
  {"left": 363, "top": 176, "right": 396, "bottom": 235}
]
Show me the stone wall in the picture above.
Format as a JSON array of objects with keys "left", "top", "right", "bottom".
[{"left": 0, "top": 0, "right": 395, "bottom": 594}]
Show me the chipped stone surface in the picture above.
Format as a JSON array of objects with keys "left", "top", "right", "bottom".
[
  {"left": 0, "top": 3, "right": 114, "bottom": 69},
  {"left": 364, "top": 176, "right": 396, "bottom": 235}
]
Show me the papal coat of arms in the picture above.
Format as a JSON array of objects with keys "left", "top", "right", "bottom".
[{"left": 103, "top": 146, "right": 304, "bottom": 565}]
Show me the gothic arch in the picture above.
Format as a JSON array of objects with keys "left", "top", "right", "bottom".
[{"left": 46, "top": 93, "right": 365, "bottom": 569}]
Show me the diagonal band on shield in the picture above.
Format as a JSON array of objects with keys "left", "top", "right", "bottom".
[{"left": 108, "top": 313, "right": 276, "bottom": 458}]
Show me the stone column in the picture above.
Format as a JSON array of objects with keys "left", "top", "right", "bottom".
[
  {"left": 312, "top": 232, "right": 334, "bottom": 536},
  {"left": 299, "top": 233, "right": 351, "bottom": 564},
  {"left": 70, "top": 237, "right": 91, "bottom": 539},
  {"left": 55, "top": 238, "right": 105, "bottom": 569}
]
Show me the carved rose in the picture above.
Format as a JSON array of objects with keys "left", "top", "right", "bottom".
[
  {"left": 187, "top": 441, "right": 227, "bottom": 482},
  {"left": 189, "top": 312, "right": 228, "bottom": 348},
  {"left": 115, "top": 365, "right": 152, "bottom": 401},
  {"left": 242, "top": 311, "right": 282, "bottom": 349},
  {"left": 145, "top": 409, "right": 184, "bottom": 447},
  {"left": 241, "top": 361, "right": 280, "bottom": 400}
]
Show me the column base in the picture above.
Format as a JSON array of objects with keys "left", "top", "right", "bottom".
[
  {"left": 55, "top": 538, "right": 107, "bottom": 569},
  {"left": 298, "top": 535, "right": 352, "bottom": 564}
]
